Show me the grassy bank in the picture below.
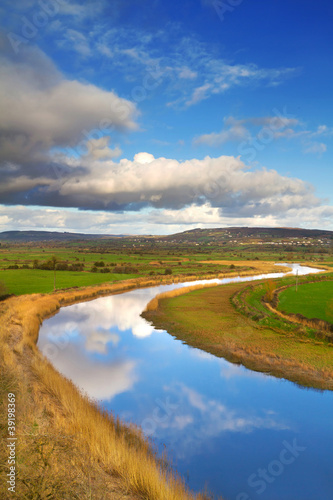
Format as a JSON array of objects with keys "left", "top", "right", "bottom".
[
  {"left": 0, "top": 276, "right": 220, "bottom": 500},
  {"left": 142, "top": 280, "right": 333, "bottom": 391}
]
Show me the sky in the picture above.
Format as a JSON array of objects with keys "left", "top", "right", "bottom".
[{"left": 0, "top": 0, "right": 332, "bottom": 235}]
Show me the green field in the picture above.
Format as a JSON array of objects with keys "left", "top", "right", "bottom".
[
  {"left": 0, "top": 244, "right": 254, "bottom": 296},
  {"left": 278, "top": 281, "right": 333, "bottom": 323},
  {"left": 0, "top": 237, "right": 332, "bottom": 296},
  {"left": 0, "top": 269, "right": 138, "bottom": 295}
]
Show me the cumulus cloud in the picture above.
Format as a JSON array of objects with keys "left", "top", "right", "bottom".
[
  {"left": 0, "top": 148, "right": 323, "bottom": 218},
  {"left": 1, "top": 201, "right": 333, "bottom": 233},
  {"left": 0, "top": 45, "right": 138, "bottom": 166}
]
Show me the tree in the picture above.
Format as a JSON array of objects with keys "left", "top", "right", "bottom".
[{"left": 264, "top": 279, "right": 277, "bottom": 303}]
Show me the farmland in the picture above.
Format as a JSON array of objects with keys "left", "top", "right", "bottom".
[
  {"left": 0, "top": 227, "right": 332, "bottom": 296},
  {"left": 278, "top": 280, "right": 333, "bottom": 323}
]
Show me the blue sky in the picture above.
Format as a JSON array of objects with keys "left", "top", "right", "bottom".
[{"left": 0, "top": 0, "right": 332, "bottom": 234}]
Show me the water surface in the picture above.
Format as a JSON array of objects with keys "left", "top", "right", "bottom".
[{"left": 38, "top": 264, "right": 333, "bottom": 500}]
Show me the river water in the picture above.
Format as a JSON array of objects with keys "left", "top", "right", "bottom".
[{"left": 38, "top": 264, "right": 333, "bottom": 500}]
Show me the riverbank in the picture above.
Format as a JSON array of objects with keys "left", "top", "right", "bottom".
[
  {"left": 0, "top": 262, "right": 311, "bottom": 498},
  {"left": 1, "top": 275, "right": 224, "bottom": 499},
  {"left": 142, "top": 280, "right": 333, "bottom": 391}
]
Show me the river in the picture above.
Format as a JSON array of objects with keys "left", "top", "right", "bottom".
[{"left": 38, "top": 263, "right": 333, "bottom": 499}]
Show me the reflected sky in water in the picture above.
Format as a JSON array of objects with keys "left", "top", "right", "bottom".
[{"left": 38, "top": 265, "right": 333, "bottom": 500}]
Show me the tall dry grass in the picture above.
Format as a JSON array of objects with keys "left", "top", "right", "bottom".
[{"left": 0, "top": 276, "right": 220, "bottom": 499}]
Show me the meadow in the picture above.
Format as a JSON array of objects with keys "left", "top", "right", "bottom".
[
  {"left": 0, "top": 241, "right": 292, "bottom": 296},
  {"left": 1, "top": 244, "right": 331, "bottom": 298},
  {"left": 277, "top": 280, "right": 333, "bottom": 323},
  {"left": 143, "top": 272, "right": 333, "bottom": 391}
]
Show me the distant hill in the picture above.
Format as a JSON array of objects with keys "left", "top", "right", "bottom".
[
  {"left": 0, "top": 231, "right": 125, "bottom": 242},
  {"left": 0, "top": 227, "right": 332, "bottom": 243},
  {"left": 161, "top": 227, "right": 333, "bottom": 242}
]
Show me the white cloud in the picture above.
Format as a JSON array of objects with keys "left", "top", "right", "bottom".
[
  {"left": 0, "top": 46, "right": 138, "bottom": 164},
  {"left": 93, "top": 27, "right": 298, "bottom": 108},
  {"left": 194, "top": 115, "right": 303, "bottom": 147},
  {"left": 178, "top": 67, "right": 198, "bottom": 79},
  {"left": 57, "top": 29, "right": 92, "bottom": 56},
  {"left": 36, "top": 152, "right": 318, "bottom": 216},
  {"left": 310, "top": 125, "right": 333, "bottom": 137},
  {"left": 303, "top": 142, "right": 327, "bottom": 155},
  {"left": 1, "top": 200, "right": 333, "bottom": 235},
  {"left": 194, "top": 121, "right": 249, "bottom": 146}
]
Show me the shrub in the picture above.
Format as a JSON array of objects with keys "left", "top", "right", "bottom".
[
  {"left": 113, "top": 265, "right": 138, "bottom": 274},
  {"left": 94, "top": 261, "right": 105, "bottom": 267},
  {"left": 164, "top": 268, "right": 172, "bottom": 275},
  {"left": 68, "top": 263, "right": 84, "bottom": 272},
  {"left": 56, "top": 263, "right": 69, "bottom": 271}
]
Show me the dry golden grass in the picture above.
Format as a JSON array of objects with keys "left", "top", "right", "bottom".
[
  {"left": 199, "top": 260, "right": 292, "bottom": 274},
  {"left": 0, "top": 276, "right": 221, "bottom": 500}
]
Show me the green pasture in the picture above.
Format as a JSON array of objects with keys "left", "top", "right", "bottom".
[
  {"left": 278, "top": 280, "right": 333, "bottom": 323},
  {"left": 0, "top": 269, "right": 138, "bottom": 295}
]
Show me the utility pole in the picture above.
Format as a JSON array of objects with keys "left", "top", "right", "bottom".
[{"left": 51, "top": 255, "right": 57, "bottom": 291}]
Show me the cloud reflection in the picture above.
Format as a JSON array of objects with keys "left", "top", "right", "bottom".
[
  {"left": 153, "top": 383, "right": 290, "bottom": 459},
  {"left": 45, "top": 341, "right": 137, "bottom": 401}
]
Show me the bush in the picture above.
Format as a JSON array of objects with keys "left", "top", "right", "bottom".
[
  {"left": 94, "top": 261, "right": 105, "bottom": 267},
  {"left": 164, "top": 268, "right": 172, "bottom": 275},
  {"left": 113, "top": 266, "right": 138, "bottom": 274},
  {"left": 56, "top": 263, "right": 69, "bottom": 271},
  {"left": 91, "top": 266, "right": 98, "bottom": 273},
  {"left": 68, "top": 263, "right": 84, "bottom": 271},
  {"left": 100, "top": 267, "right": 110, "bottom": 273}
]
